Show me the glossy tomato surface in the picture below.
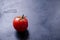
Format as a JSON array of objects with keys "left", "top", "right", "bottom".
[{"left": 13, "top": 16, "right": 28, "bottom": 32}]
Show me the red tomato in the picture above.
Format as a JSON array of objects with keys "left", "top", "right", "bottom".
[{"left": 13, "top": 15, "right": 28, "bottom": 32}]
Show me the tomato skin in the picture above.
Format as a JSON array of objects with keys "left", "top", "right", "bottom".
[{"left": 13, "top": 16, "right": 28, "bottom": 32}]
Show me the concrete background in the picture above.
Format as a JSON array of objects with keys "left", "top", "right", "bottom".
[{"left": 0, "top": 0, "right": 60, "bottom": 40}]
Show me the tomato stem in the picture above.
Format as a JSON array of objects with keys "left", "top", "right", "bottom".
[{"left": 22, "top": 14, "right": 24, "bottom": 19}]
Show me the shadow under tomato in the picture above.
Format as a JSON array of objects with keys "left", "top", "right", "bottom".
[{"left": 15, "top": 30, "right": 29, "bottom": 40}]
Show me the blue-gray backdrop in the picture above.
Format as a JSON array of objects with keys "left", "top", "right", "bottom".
[{"left": 0, "top": 0, "right": 60, "bottom": 40}]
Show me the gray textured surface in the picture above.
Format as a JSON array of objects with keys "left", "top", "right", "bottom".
[{"left": 0, "top": 0, "right": 60, "bottom": 40}]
